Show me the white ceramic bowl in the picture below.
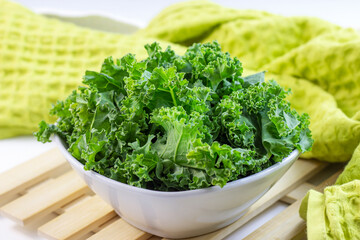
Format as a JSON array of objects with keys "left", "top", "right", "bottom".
[{"left": 55, "top": 135, "right": 300, "bottom": 238}]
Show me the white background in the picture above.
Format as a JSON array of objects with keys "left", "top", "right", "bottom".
[
  {"left": 10, "top": 0, "right": 360, "bottom": 29},
  {"left": 1, "top": 0, "right": 359, "bottom": 239}
]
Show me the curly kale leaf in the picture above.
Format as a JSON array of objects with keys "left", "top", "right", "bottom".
[{"left": 214, "top": 74, "right": 313, "bottom": 162}]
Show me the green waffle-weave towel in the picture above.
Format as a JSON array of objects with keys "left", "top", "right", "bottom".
[
  {"left": 0, "top": 0, "right": 184, "bottom": 139},
  {"left": 2, "top": 0, "right": 360, "bottom": 238}
]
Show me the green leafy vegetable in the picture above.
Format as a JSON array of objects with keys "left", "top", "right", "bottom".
[{"left": 35, "top": 41, "right": 313, "bottom": 191}]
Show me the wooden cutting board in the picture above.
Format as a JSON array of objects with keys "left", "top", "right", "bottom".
[{"left": 0, "top": 148, "right": 342, "bottom": 240}]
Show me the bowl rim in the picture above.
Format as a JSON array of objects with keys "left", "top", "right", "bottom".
[{"left": 55, "top": 134, "right": 300, "bottom": 197}]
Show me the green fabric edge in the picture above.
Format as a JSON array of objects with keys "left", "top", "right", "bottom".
[{"left": 300, "top": 189, "right": 327, "bottom": 240}]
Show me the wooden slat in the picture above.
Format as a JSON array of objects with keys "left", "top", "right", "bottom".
[
  {"left": 88, "top": 218, "right": 152, "bottom": 240},
  {"left": 54, "top": 195, "right": 91, "bottom": 215},
  {"left": 244, "top": 171, "right": 342, "bottom": 240},
  {"left": 281, "top": 182, "right": 315, "bottom": 204},
  {"left": 0, "top": 171, "right": 89, "bottom": 225},
  {"left": 0, "top": 148, "right": 69, "bottom": 206},
  {"left": 245, "top": 199, "right": 305, "bottom": 240},
  {"left": 186, "top": 159, "right": 327, "bottom": 240},
  {"left": 38, "top": 195, "right": 116, "bottom": 240}
]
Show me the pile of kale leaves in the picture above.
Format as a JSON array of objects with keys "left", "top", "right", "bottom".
[{"left": 36, "top": 41, "right": 313, "bottom": 191}]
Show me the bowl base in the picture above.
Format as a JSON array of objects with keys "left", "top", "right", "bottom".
[{"left": 115, "top": 209, "right": 249, "bottom": 239}]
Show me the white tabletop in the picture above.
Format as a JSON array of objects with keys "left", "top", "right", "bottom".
[{"left": 1, "top": 1, "right": 359, "bottom": 239}]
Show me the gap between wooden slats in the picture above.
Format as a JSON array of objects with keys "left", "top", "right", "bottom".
[
  {"left": 0, "top": 171, "right": 90, "bottom": 225},
  {"left": 148, "top": 237, "right": 163, "bottom": 240},
  {"left": 0, "top": 148, "right": 70, "bottom": 206},
  {"left": 281, "top": 182, "right": 315, "bottom": 204}
]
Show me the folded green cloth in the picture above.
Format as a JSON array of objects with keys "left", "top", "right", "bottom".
[
  {"left": 1, "top": 0, "right": 360, "bottom": 238},
  {"left": 300, "top": 180, "right": 360, "bottom": 239},
  {"left": 299, "top": 145, "right": 360, "bottom": 239}
]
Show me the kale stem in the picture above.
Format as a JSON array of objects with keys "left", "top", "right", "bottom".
[
  {"left": 170, "top": 88, "right": 178, "bottom": 106},
  {"left": 158, "top": 87, "right": 177, "bottom": 106}
]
